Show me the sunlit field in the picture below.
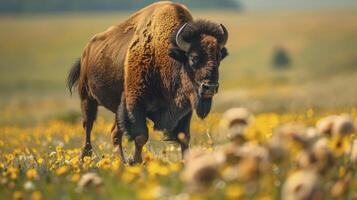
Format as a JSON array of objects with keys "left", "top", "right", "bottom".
[
  {"left": 1, "top": 110, "right": 357, "bottom": 199},
  {"left": 0, "top": 8, "right": 357, "bottom": 200}
]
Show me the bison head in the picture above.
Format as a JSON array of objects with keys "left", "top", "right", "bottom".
[{"left": 169, "top": 20, "right": 229, "bottom": 119}]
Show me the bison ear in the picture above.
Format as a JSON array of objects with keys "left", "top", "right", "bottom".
[
  {"left": 169, "top": 47, "right": 187, "bottom": 63},
  {"left": 221, "top": 47, "right": 228, "bottom": 60}
]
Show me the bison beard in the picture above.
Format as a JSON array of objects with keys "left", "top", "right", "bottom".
[{"left": 195, "top": 96, "right": 212, "bottom": 119}]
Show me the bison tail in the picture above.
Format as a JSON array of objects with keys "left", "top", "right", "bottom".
[{"left": 67, "top": 59, "right": 81, "bottom": 95}]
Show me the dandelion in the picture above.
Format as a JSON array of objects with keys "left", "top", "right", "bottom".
[
  {"left": 219, "top": 107, "right": 254, "bottom": 142},
  {"left": 13, "top": 191, "right": 24, "bottom": 200},
  {"left": 55, "top": 166, "right": 69, "bottom": 176},
  {"left": 111, "top": 158, "right": 121, "bottom": 171},
  {"left": 71, "top": 173, "right": 81, "bottom": 183},
  {"left": 31, "top": 191, "right": 42, "bottom": 200},
  {"left": 182, "top": 148, "right": 223, "bottom": 192},
  {"left": 296, "top": 138, "right": 334, "bottom": 173},
  {"left": 23, "top": 181, "right": 35, "bottom": 191},
  {"left": 7, "top": 167, "right": 18, "bottom": 180},
  {"left": 37, "top": 158, "right": 44, "bottom": 165},
  {"left": 121, "top": 165, "right": 142, "bottom": 183},
  {"left": 5, "top": 153, "right": 15, "bottom": 162},
  {"left": 96, "top": 156, "right": 111, "bottom": 170},
  {"left": 168, "top": 162, "right": 181, "bottom": 173},
  {"left": 317, "top": 115, "right": 355, "bottom": 137},
  {"left": 332, "top": 115, "right": 355, "bottom": 136},
  {"left": 282, "top": 170, "right": 320, "bottom": 200},
  {"left": 76, "top": 172, "right": 103, "bottom": 192},
  {"left": 222, "top": 143, "right": 270, "bottom": 182},
  {"left": 316, "top": 115, "right": 338, "bottom": 136},
  {"left": 136, "top": 181, "right": 165, "bottom": 200},
  {"left": 147, "top": 160, "right": 170, "bottom": 177},
  {"left": 225, "top": 183, "right": 244, "bottom": 199},
  {"left": 26, "top": 169, "right": 38, "bottom": 179},
  {"left": 274, "top": 123, "right": 308, "bottom": 145},
  {"left": 329, "top": 136, "right": 350, "bottom": 157}
]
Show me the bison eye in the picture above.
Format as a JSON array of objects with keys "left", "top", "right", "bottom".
[{"left": 188, "top": 53, "right": 200, "bottom": 68}]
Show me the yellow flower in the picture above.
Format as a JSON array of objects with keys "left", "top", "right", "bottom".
[
  {"left": 121, "top": 165, "right": 142, "bottom": 183},
  {"left": 96, "top": 156, "right": 111, "bottom": 170},
  {"left": 6, "top": 154, "right": 15, "bottom": 162},
  {"left": 13, "top": 191, "right": 24, "bottom": 200},
  {"left": 7, "top": 167, "right": 18, "bottom": 180},
  {"left": 37, "top": 158, "right": 44, "bottom": 165},
  {"left": 31, "top": 191, "right": 42, "bottom": 200},
  {"left": 225, "top": 184, "right": 244, "bottom": 199},
  {"left": 257, "top": 195, "right": 273, "bottom": 200},
  {"left": 71, "top": 173, "right": 81, "bottom": 183},
  {"left": 55, "top": 166, "right": 68, "bottom": 176},
  {"left": 126, "top": 165, "right": 142, "bottom": 174},
  {"left": 111, "top": 159, "right": 121, "bottom": 171},
  {"left": 169, "top": 162, "right": 181, "bottom": 173},
  {"left": 330, "top": 136, "right": 349, "bottom": 156},
  {"left": 121, "top": 172, "right": 136, "bottom": 183},
  {"left": 136, "top": 181, "right": 163, "bottom": 200},
  {"left": 83, "top": 156, "right": 92, "bottom": 164},
  {"left": 147, "top": 161, "right": 170, "bottom": 177},
  {"left": 26, "top": 169, "right": 38, "bottom": 179}
]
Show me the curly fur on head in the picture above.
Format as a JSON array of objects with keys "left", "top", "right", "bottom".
[
  {"left": 170, "top": 19, "right": 226, "bottom": 47},
  {"left": 169, "top": 20, "right": 228, "bottom": 62}
]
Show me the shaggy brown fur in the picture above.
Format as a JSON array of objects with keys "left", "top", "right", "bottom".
[{"left": 67, "top": 1, "right": 229, "bottom": 164}]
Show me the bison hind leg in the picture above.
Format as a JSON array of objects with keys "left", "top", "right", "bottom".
[
  {"left": 80, "top": 97, "right": 98, "bottom": 159},
  {"left": 111, "top": 121, "right": 127, "bottom": 164}
]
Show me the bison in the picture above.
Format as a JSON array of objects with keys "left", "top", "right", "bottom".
[{"left": 67, "top": 1, "right": 229, "bottom": 164}]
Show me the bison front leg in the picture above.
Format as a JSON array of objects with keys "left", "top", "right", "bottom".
[
  {"left": 173, "top": 111, "right": 192, "bottom": 159},
  {"left": 118, "top": 96, "right": 148, "bottom": 165},
  {"left": 128, "top": 105, "right": 148, "bottom": 165}
]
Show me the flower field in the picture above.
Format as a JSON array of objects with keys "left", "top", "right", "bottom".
[{"left": 1, "top": 109, "right": 356, "bottom": 200}]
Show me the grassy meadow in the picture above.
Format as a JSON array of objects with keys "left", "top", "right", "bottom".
[{"left": 0, "top": 8, "right": 357, "bottom": 200}]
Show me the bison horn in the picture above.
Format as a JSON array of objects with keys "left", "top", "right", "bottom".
[
  {"left": 219, "top": 24, "right": 228, "bottom": 49},
  {"left": 176, "top": 23, "right": 191, "bottom": 52}
]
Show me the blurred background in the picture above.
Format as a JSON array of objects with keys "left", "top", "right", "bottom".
[{"left": 0, "top": 0, "right": 356, "bottom": 125}]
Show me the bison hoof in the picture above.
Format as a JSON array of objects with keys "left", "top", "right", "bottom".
[
  {"left": 80, "top": 148, "right": 93, "bottom": 160},
  {"left": 128, "top": 157, "right": 142, "bottom": 165}
]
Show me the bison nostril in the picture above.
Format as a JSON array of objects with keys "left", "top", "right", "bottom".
[{"left": 200, "top": 81, "right": 219, "bottom": 97}]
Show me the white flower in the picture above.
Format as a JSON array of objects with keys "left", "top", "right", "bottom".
[
  {"left": 76, "top": 172, "right": 103, "bottom": 192},
  {"left": 349, "top": 139, "right": 357, "bottom": 163},
  {"left": 219, "top": 107, "right": 254, "bottom": 140},
  {"left": 316, "top": 114, "right": 355, "bottom": 137},
  {"left": 182, "top": 148, "right": 223, "bottom": 192},
  {"left": 23, "top": 181, "right": 35, "bottom": 191},
  {"left": 282, "top": 170, "right": 320, "bottom": 200},
  {"left": 296, "top": 138, "right": 333, "bottom": 172},
  {"left": 332, "top": 115, "right": 355, "bottom": 136}
]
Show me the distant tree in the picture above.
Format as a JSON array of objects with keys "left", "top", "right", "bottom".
[
  {"left": 0, "top": 0, "right": 242, "bottom": 13},
  {"left": 272, "top": 47, "right": 291, "bottom": 70}
]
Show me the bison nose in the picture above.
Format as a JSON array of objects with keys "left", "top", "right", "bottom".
[{"left": 200, "top": 80, "right": 219, "bottom": 98}]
